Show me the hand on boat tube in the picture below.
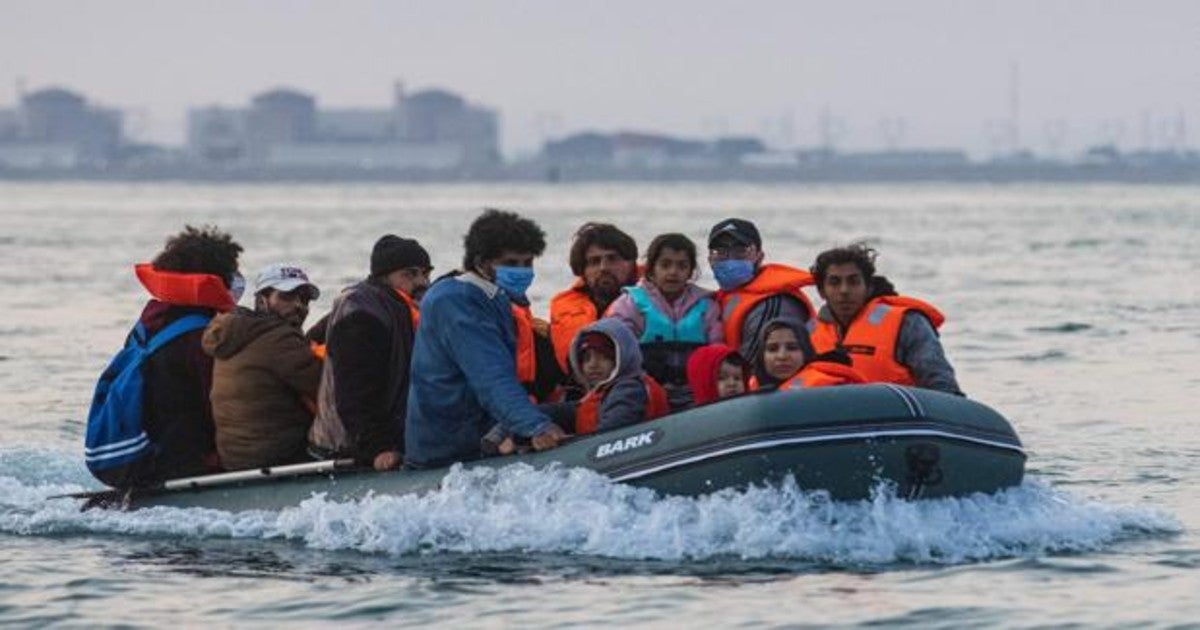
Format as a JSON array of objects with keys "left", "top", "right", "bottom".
[
  {"left": 373, "top": 450, "right": 401, "bottom": 471},
  {"left": 531, "top": 423, "right": 570, "bottom": 451}
]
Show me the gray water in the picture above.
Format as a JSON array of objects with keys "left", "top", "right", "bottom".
[{"left": 0, "top": 182, "right": 1196, "bottom": 627}]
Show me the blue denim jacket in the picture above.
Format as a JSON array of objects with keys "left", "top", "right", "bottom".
[{"left": 404, "top": 272, "right": 552, "bottom": 468}]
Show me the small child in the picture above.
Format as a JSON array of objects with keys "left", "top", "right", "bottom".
[
  {"left": 562, "top": 319, "right": 669, "bottom": 435},
  {"left": 481, "top": 319, "right": 668, "bottom": 454},
  {"left": 686, "top": 344, "right": 751, "bottom": 406},
  {"left": 605, "top": 233, "right": 723, "bottom": 409}
]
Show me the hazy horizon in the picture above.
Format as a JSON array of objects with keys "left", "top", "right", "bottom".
[{"left": 4, "top": 0, "right": 1199, "bottom": 157}]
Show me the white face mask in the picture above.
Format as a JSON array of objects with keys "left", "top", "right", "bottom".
[{"left": 229, "top": 272, "right": 246, "bottom": 303}]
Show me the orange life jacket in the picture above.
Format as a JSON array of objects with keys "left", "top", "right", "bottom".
[
  {"left": 512, "top": 303, "right": 537, "bottom": 385},
  {"left": 395, "top": 289, "right": 421, "bottom": 330},
  {"left": 549, "top": 279, "right": 598, "bottom": 372},
  {"left": 574, "top": 374, "right": 670, "bottom": 435},
  {"left": 134, "top": 263, "right": 236, "bottom": 312},
  {"left": 715, "top": 264, "right": 815, "bottom": 350},
  {"left": 779, "top": 361, "right": 867, "bottom": 389},
  {"left": 809, "top": 295, "right": 944, "bottom": 386}
]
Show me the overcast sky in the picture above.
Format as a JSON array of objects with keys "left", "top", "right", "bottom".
[{"left": 4, "top": 0, "right": 1198, "bottom": 157}]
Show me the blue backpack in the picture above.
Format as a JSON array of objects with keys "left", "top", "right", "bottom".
[{"left": 84, "top": 314, "right": 211, "bottom": 479}]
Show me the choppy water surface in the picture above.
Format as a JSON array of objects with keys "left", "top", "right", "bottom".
[{"left": 0, "top": 182, "right": 1196, "bottom": 627}]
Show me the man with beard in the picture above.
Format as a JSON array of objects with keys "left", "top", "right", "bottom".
[
  {"left": 308, "top": 235, "right": 431, "bottom": 470},
  {"left": 202, "top": 264, "right": 323, "bottom": 471},
  {"left": 549, "top": 223, "right": 638, "bottom": 374}
]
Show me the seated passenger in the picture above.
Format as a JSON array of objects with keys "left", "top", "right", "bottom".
[
  {"left": 809, "top": 243, "right": 963, "bottom": 395},
  {"left": 686, "top": 344, "right": 751, "bottom": 406},
  {"left": 707, "top": 218, "right": 815, "bottom": 365},
  {"left": 549, "top": 223, "right": 639, "bottom": 374},
  {"left": 202, "top": 264, "right": 322, "bottom": 471},
  {"left": 605, "top": 233, "right": 722, "bottom": 409},
  {"left": 310, "top": 235, "right": 430, "bottom": 470},
  {"left": 86, "top": 226, "right": 243, "bottom": 488},
  {"left": 755, "top": 319, "right": 864, "bottom": 390},
  {"left": 567, "top": 321, "right": 670, "bottom": 434},
  {"left": 488, "top": 320, "right": 669, "bottom": 450},
  {"left": 405, "top": 210, "right": 568, "bottom": 468}
]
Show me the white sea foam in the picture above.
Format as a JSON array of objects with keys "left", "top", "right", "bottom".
[{"left": 0, "top": 462, "right": 1180, "bottom": 565}]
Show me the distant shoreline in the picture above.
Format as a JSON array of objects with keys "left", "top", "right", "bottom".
[{"left": 3, "top": 163, "right": 1200, "bottom": 184}]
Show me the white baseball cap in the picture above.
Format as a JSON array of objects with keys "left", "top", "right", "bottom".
[{"left": 254, "top": 263, "right": 320, "bottom": 299}]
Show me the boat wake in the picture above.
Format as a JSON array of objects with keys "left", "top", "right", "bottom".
[{"left": 0, "top": 447, "right": 1180, "bottom": 566}]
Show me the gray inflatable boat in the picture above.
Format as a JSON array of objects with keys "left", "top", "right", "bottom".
[{"left": 77, "top": 384, "right": 1026, "bottom": 512}]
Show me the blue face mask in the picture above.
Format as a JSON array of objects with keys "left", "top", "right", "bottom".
[
  {"left": 494, "top": 265, "right": 535, "bottom": 298},
  {"left": 712, "top": 259, "right": 756, "bottom": 290}
]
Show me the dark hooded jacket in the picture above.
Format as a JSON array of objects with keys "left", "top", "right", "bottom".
[
  {"left": 572, "top": 318, "right": 652, "bottom": 432},
  {"left": 202, "top": 307, "right": 321, "bottom": 471},
  {"left": 533, "top": 318, "right": 652, "bottom": 434},
  {"left": 310, "top": 277, "right": 416, "bottom": 464}
]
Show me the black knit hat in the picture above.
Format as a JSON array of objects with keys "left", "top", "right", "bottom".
[{"left": 370, "top": 235, "right": 431, "bottom": 277}]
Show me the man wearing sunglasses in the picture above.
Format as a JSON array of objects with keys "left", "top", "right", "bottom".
[
  {"left": 203, "top": 263, "right": 323, "bottom": 472},
  {"left": 707, "top": 218, "right": 816, "bottom": 366}
]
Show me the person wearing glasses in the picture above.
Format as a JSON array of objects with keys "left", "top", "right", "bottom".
[
  {"left": 203, "top": 263, "right": 323, "bottom": 471},
  {"left": 707, "top": 218, "right": 816, "bottom": 366},
  {"left": 308, "top": 235, "right": 432, "bottom": 471}
]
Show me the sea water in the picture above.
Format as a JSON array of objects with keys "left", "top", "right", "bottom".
[{"left": 0, "top": 182, "right": 1196, "bottom": 626}]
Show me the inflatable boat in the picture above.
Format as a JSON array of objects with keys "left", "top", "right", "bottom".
[{"left": 73, "top": 384, "right": 1026, "bottom": 512}]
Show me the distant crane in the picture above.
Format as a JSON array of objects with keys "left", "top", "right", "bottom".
[{"left": 1008, "top": 60, "right": 1021, "bottom": 154}]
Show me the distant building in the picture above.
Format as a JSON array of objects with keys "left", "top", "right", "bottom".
[
  {"left": 0, "top": 87, "right": 124, "bottom": 169},
  {"left": 186, "top": 82, "right": 500, "bottom": 170},
  {"left": 798, "top": 148, "right": 969, "bottom": 168},
  {"left": 544, "top": 131, "right": 766, "bottom": 170}
]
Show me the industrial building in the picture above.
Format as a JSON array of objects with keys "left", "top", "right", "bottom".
[
  {"left": 187, "top": 83, "right": 500, "bottom": 171},
  {"left": 0, "top": 87, "right": 124, "bottom": 169}
]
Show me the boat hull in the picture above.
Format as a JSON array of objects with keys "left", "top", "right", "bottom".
[{"left": 121, "top": 384, "right": 1026, "bottom": 511}]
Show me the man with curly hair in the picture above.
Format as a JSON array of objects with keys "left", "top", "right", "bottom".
[
  {"left": 96, "top": 226, "right": 243, "bottom": 487},
  {"left": 405, "top": 209, "right": 568, "bottom": 468}
]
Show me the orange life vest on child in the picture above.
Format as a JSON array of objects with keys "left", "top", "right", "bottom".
[
  {"left": 549, "top": 279, "right": 598, "bottom": 372},
  {"left": 779, "top": 361, "right": 867, "bottom": 389},
  {"left": 809, "top": 295, "right": 944, "bottom": 386},
  {"left": 134, "top": 263, "right": 236, "bottom": 312},
  {"left": 574, "top": 375, "right": 670, "bottom": 435},
  {"left": 716, "top": 264, "right": 815, "bottom": 349}
]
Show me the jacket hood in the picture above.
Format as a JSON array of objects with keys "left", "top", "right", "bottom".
[
  {"left": 755, "top": 317, "right": 815, "bottom": 386},
  {"left": 201, "top": 307, "right": 288, "bottom": 359},
  {"left": 687, "top": 344, "right": 747, "bottom": 405},
  {"left": 569, "top": 317, "right": 643, "bottom": 388}
]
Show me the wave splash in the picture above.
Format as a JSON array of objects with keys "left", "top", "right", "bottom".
[{"left": 0, "top": 460, "right": 1179, "bottom": 565}]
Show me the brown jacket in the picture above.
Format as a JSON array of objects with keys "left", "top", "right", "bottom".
[{"left": 202, "top": 308, "right": 321, "bottom": 471}]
